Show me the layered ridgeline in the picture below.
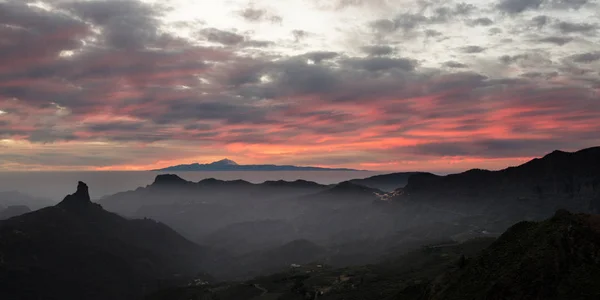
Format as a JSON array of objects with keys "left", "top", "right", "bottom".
[
  {"left": 391, "top": 147, "right": 600, "bottom": 232},
  {"left": 0, "top": 182, "right": 208, "bottom": 300},
  {"left": 152, "top": 158, "right": 361, "bottom": 171},
  {"left": 97, "top": 147, "right": 600, "bottom": 280},
  {"left": 148, "top": 210, "right": 600, "bottom": 300}
]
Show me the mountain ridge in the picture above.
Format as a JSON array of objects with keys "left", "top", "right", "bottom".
[
  {"left": 0, "top": 181, "right": 208, "bottom": 300},
  {"left": 152, "top": 159, "right": 363, "bottom": 171}
]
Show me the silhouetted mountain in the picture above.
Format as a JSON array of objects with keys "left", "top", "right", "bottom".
[
  {"left": 0, "top": 181, "right": 207, "bottom": 300},
  {"left": 0, "top": 205, "right": 31, "bottom": 220},
  {"left": 349, "top": 172, "right": 432, "bottom": 192},
  {"left": 395, "top": 147, "right": 600, "bottom": 222},
  {"left": 300, "top": 181, "right": 383, "bottom": 202},
  {"left": 99, "top": 175, "right": 328, "bottom": 216},
  {"left": 152, "top": 159, "right": 361, "bottom": 171},
  {"left": 149, "top": 210, "right": 600, "bottom": 300},
  {"left": 429, "top": 210, "right": 600, "bottom": 300},
  {"left": 0, "top": 190, "right": 54, "bottom": 210}
]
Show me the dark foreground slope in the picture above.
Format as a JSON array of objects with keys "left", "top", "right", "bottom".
[
  {"left": 0, "top": 182, "right": 206, "bottom": 300},
  {"left": 429, "top": 210, "right": 600, "bottom": 300},
  {"left": 0, "top": 205, "right": 31, "bottom": 220},
  {"left": 147, "top": 211, "right": 600, "bottom": 300}
]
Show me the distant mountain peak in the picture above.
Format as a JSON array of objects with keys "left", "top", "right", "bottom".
[
  {"left": 210, "top": 159, "right": 238, "bottom": 166},
  {"left": 152, "top": 174, "right": 189, "bottom": 186},
  {"left": 151, "top": 159, "right": 360, "bottom": 171},
  {"left": 57, "top": 181, "right": 97, "bottom": 211}
]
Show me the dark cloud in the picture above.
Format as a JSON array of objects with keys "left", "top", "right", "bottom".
[
  {"left": 556, "top": 21, "right": 597, "bottom": 34},
  {"left": 292, "top": 30, "right": 310, "bottom": 42},
  {"left": 570, "top": 52, "right": 600, "bottom": 63},
  {"left": 549, "top": 0, "right": 590, "bottom": 9},
  {"left": 444, "top": 61, "right": 469, "bottom": 68},
  {"left": 406, "top": 138, "right": 578, "bottom": 158},
  {"left": 500, "top": 54, "right": 530, "bottom": 64},
  {"left": 304, "top": 51, "right": 339, "bottom": 63},
  {"left": 0, "top": 1, "right": 89, "bottom": 69},
  {"left": 361, "top": 45, "right": 394, "bottom": 56},
  {"left": 27, "top": 129, "right": 77, "bottom": 144},
  {"left": 86, "top": 121, "right": 145, "bottom": 132},
  {"left": 538, "top": 36, "right": 573, "bottom": 45},
  {"left": 425, "top": 30, "right": 443, "bottom": 37},
  {"left": 462, "top": 46, "right": 486, "bottom": 53},
  {"left": 497, "top": 0, "right": 543, "bottom": 14},
  {"left": 183, "top": 123, "right": 212, "bottom": 131},
  {"left": 200, "top": 28, "right": 245, "bottom": 45},
  {"left": 64, "top": 0, "right": 164, "bottom": 49},
  {"left": 520, "top": 71, "right": 559, "bottom": 79},
  {"left": 469, "top": 17, "right": 494, "bottom": 26},
  {"left": 369, "top": 4, "right": 477, "bottom": 35},
  {"left": 531, "top": 15, "right": 550, "bottom": 28},
  {"left": 343, "top": 57, "right": 417, "bottom": 72}
]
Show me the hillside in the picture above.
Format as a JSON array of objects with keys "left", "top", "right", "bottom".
[
  {"left": 148, "top": 210, "right": 600, "bottom": 300},
  {"left": 0, "top": 182, "right": 207, "bottom": 300},
  {"left": 395, "top": 147, "right": 600, "bottom": 222},
  {"left": 429, "top": 210, "right": 600, "bottom": 300},
  {"left": 0, "top": 205, "right": 31, "bottom": 220},
  {"left": 349, "top": 172, "right": 431, "bottom": 192}
]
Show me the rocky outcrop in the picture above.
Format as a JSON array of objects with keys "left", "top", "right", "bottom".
[{"left": 56, "top": 181, "right": 101, "bottom": 211}]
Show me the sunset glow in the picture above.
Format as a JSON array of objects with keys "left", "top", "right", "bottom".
[{"left": 1, "top": 0, "right": 599, "bottom": 172}]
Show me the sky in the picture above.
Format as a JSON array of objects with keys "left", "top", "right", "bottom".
[{"left": 0, "top": 0, "right": 599, "bottom": 172}]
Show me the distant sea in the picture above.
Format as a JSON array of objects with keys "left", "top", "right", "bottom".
[{"left": 0, "top": 171, "right": 381, "bottom": 202}]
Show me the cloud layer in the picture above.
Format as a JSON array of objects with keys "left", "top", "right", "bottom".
[{"left": 0, "top": 0, "right": 599, "bottom": 172}]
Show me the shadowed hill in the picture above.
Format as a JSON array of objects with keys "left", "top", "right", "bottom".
[
  {"left": 147, "top": 210, "right": 600, "bottom": 300},
  {"left": 0, "top": 181, "right": 207, "bottom": 300},
  {"left": 395, "top": 147, "right": 600, "bottom": 221},
  {"left": 0, "top": 205, "right": 31, "bottom": 220},
  {"left": 99, "top": 174, "right": 328, "bottom": 216},
  {"left": 429, "top": 210, "right": 600, "bottom": 300},
  {"left": 349, "top": 172, "right": 432, "bottom": 192}
]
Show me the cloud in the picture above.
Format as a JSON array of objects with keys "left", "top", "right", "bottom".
[
  {"left": 531, "top": 15, "right": 550, "bottom": 28},
  {"left": 361, "top": 45, "right": 395, "bottom": 56},
  {"left": 292, "top": 29, "right": 310, "bottom": 42},
  {"left": 1, "top": 0, "right": 599, "bottom": 171},
  {"left": 303, "top": 51, "right": 339, "bottom": 63},
  {"left": 462, "top": 46, "right": 487, "bottom": 53},
  {"left": 200, "top": 28, "right": 245, "bottom": 45},
  {"left": 343, "top": 57, "right": 417, "bottom": 72},
  {"left": 497, "top": 0, "right": 544, "bottom": 14},
  {"left": 570, "top": 52, "right": 600, "bottom": 63},
  {"left": 239, "top": 7, "right": 282, "bottom": 23},
  {"left": 556, "top": 21, "right": 597, "bottom": 34},
  {"left": 538, "top": 36, "right": 573, "bottom": 45},
  {"left": 469, "top": 17, "right": 494, "bottom": 26},
  {"left": 86, "top": 121, "right": 145, "bottom": 132},
  {"left": 444, "top": 61, "right": 469, "bottom": 68},
  {"left": 63, "top": 0, "right": 165, "bottom": 49}
]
